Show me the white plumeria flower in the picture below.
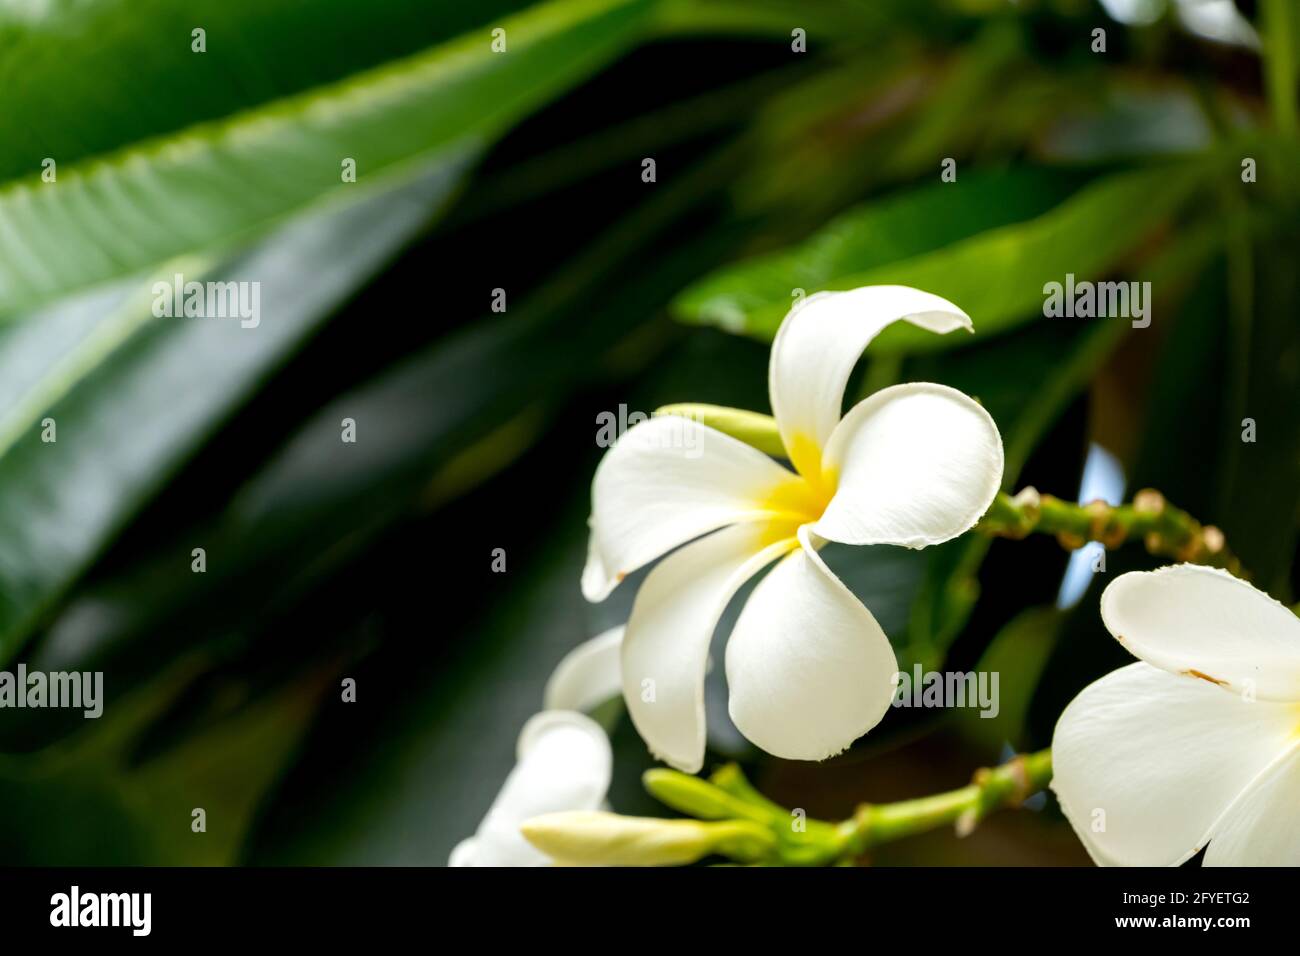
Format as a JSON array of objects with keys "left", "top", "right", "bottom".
[
  {"left": 583, "top": 286, "right": 1005, "bottom": 772},
  {"left": 1052, "top": 565, "right": 1300, "bottom": 866},
  {"left": 450, "top": 627, "right": 623, "bottom": 867}
]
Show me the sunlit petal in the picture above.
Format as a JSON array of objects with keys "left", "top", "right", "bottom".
[
  {"left": 1101, "top": 565, "right": 1300, "bottom": 701},
  {"left": 815, "top": 382, "right": 1003, "bottom": 548},
  {"left": 1050, "top": 662, "right": 1298, "bottom": 866},
  {"left": 583, "top": 415, "right": 803, "bottom": 601},
  {"left": 768, "top": 286, "right": 970, "bottom": 480},
  {"left": 544, "top": 626, "right": 625, "bottom": 714},
  {"left": 621, "top": 521, "right": 798, "bottom": 773},
  {"left": 725, "top": 527, "right": 898, "bottom": 761}
]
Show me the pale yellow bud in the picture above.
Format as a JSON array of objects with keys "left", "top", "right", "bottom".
[
  {"left": 653, "top": 404, "right": 785, "bottom": 457},
  {"left": 520, "top": 811, "right": 774, "bottom": 867}
]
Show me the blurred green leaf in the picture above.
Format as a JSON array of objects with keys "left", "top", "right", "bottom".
[
  {"left": 0, "top": 0, "right": 652, "bottom": 315},
  {"left": 654, "top": 0, "right": 906, "bottom": 37},
  {"left": 243, "top": 328, "right": 775, "bottom": 864},
  {"left": 14, "top": 152, "right": 745, "bottom": 748},
  {"left": 964, "top": 604, "right": 1064, "bottom": 753},
  {"left": 0, "top": 162, "right": 472, "bottom": 664},
  {"left": 0, "top": 0, "right": 530, "bottom": 181},
  {"left": 247, "top": 499, "right": 597, "bottom": 865},
  {"left": 0, "top": 658, "right": 329, "bottom": 864},
  {"left": 1217, "top": 229, "right": 1300, "bottom": 597},
  {"left": 675, "top": 162, "right": 1207, "bottom": 352},
  {"left": 676, "top": 167, "right": 1084, "bottom": 331},
  {"left": 1262, "top": 0, "right": 1299, "bottom": 137}
]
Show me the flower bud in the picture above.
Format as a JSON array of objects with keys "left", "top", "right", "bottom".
[
  {"left": 642, "top": 769, "right": 769, "bottom": 822},
  {"left": 520, "top": 811, "right": 775, "bottom": 866},
  {"left": 653, "top": 403, "right": 784, "bottom": 457}
]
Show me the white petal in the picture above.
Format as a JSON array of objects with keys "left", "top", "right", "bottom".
[
  {"left": 621, "top": 521, "right": 798, "bottom": 773},
  {"left": 1050, "top": 662, "right": 1299, "bottom": 867},
  {"left": 544, "top": 626, "right": 625, "bottom": 713},
  {"left": 583, "top": 415, "right": 805, "bottom": 601},
  {"left": 1100, "top": 565, "right": 1300, "bottom": 701},
  {"left": 448, "top": 838, "right": 480, "bottom": 866},
  {"left": 449, "top": 711, "right": 611, "bottom": 867},
  {"left": 768, "top": 286, "right": 971, "bottom": 478},
  {"left": 725, "top": 527, "right": 899, "bottom": 761},
  {"left": 814, "top": 382, "right": 1003, "bottom": 548},
  {"left": 1204, "top": 744, "right": 1300, "bottom": 866}
]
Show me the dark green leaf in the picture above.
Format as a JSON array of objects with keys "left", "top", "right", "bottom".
[
  {"left": 675, "top": 163, "right": 1207, "bottom": 352},
  {"left": 0, "top": 0, "right": 653, "bottom": 314},
  {"left": 0, "top": 162, "right": 472, "bottom": 663}
]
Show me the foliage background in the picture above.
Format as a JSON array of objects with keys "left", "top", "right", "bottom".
[{"left": 0, "top": 0, "right": 1296, "bottom": 865}]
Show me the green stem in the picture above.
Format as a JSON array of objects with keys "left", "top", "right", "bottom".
[
  {"left": 1263, "top": 0, "right": 1299, "bottom": 138},
  {"left": 841, "top": 749, "right": 1053, "bottom": 855},
  {"left": 977, "top": 488, "right": 1242, "bottom": 575}
]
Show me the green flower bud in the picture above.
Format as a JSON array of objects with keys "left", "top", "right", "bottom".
[{"left": 642, "top": 769, "right": 769, "bottom": 823}]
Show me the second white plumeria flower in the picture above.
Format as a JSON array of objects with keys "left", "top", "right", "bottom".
[
  {"left": 1052, "top": 565, "right": 1300, "bottom": 866},
  {"left": 450, "top": 627, "right": 624, "bottom": 867},
  {"left": 584, "top": 286, "right": 1004, "bottom": 772}
]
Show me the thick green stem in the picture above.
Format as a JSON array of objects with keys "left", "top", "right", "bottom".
[
  {"left": 841, "top": 750, "right": 1053, "bottom": 855},
  {"left": 976, "top": 487, "right": 1242, "bottom": 576}
]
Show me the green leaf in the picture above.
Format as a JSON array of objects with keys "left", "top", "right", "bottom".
[
  {"left": 964, "top": 605, "right": 1065, "bottom": 753},
  {"left": 1215, "top": 230, "right": 1300, "bottom": 597},
  {"left": 0, "top": 0, "right": 653, "bottom": 315},
  {"left": 0, "top": 0, "right": 530, "bottom": 181},
  {"left": 0, "top": 658, "right": 329, "bottom": 864},
  {"left": 674, "top": 163, "right": 1207, "bottom": 352},
  {"left": 1262, "top": 0, "right": 1300, "bottom": 137},
  {"left": 675, "top": 167, "right": 1084, "bottom": 333},
  {"left": 654, "top": 0, "right": 911, "bottom": 37},
  {"left": 11, "top": 143, "right": 748, "bottom": 756},
  {"left": 237, "top": 325, "right": 776, "bottom": 863},
  {"left": 0, "top": 161, "right": 472, "bottom": 664}
]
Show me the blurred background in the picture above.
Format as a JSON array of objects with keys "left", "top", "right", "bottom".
[{"left": 0, "top": 0, "right": 1296, "bottom": 865}]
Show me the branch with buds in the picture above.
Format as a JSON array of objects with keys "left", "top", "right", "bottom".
[
  {"left": 976, "top": 488, "right": 1241, "bottom": 575},
  {"left": 521, "top": 750, "right": 1052, "bottom": 866}
]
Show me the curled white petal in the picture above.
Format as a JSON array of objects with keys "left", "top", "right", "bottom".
[
  {"left": 621, "top": 522, "right": 797, "bottom": 773},
  {"left": 544, "top": 625, "right": 625, "bottom": 713},
  {"left": 583, "top": 416, "right": 804, "bottom": 601},
  {"left": 1100, "top": 564, "right": 1300, "bottom": 701},
  {"left": 725, "top": 527, "right": 898, "bottom": 762},
  {"left": 816, "top": 382, "right": 1004, "bottom": 548},
  {"left": 1050, "top": 662, "right": 1299, "bottom": 867},
  {"left": 448, "top": 711, "right": 611, "bottom": 867},
  {"left": 768, "top": 285, "right": 971, "bottom": 478}
]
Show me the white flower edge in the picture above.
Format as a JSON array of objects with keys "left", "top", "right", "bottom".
[
  {"left": 1051, "top": 565, "right": 1300, "bottom": 866},
  {"left": 543, "top": 625, "right": 625, "bottom": 713},
  {"left": 450, "top": 626, "right": 627, "bottom": 866},
  {"left": 449, "top": 709, "right": 613, "bottom": 867}
]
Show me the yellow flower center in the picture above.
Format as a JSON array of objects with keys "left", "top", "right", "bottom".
[{"left": 759, "top": 433, "right": 838, "bottom": 529}]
